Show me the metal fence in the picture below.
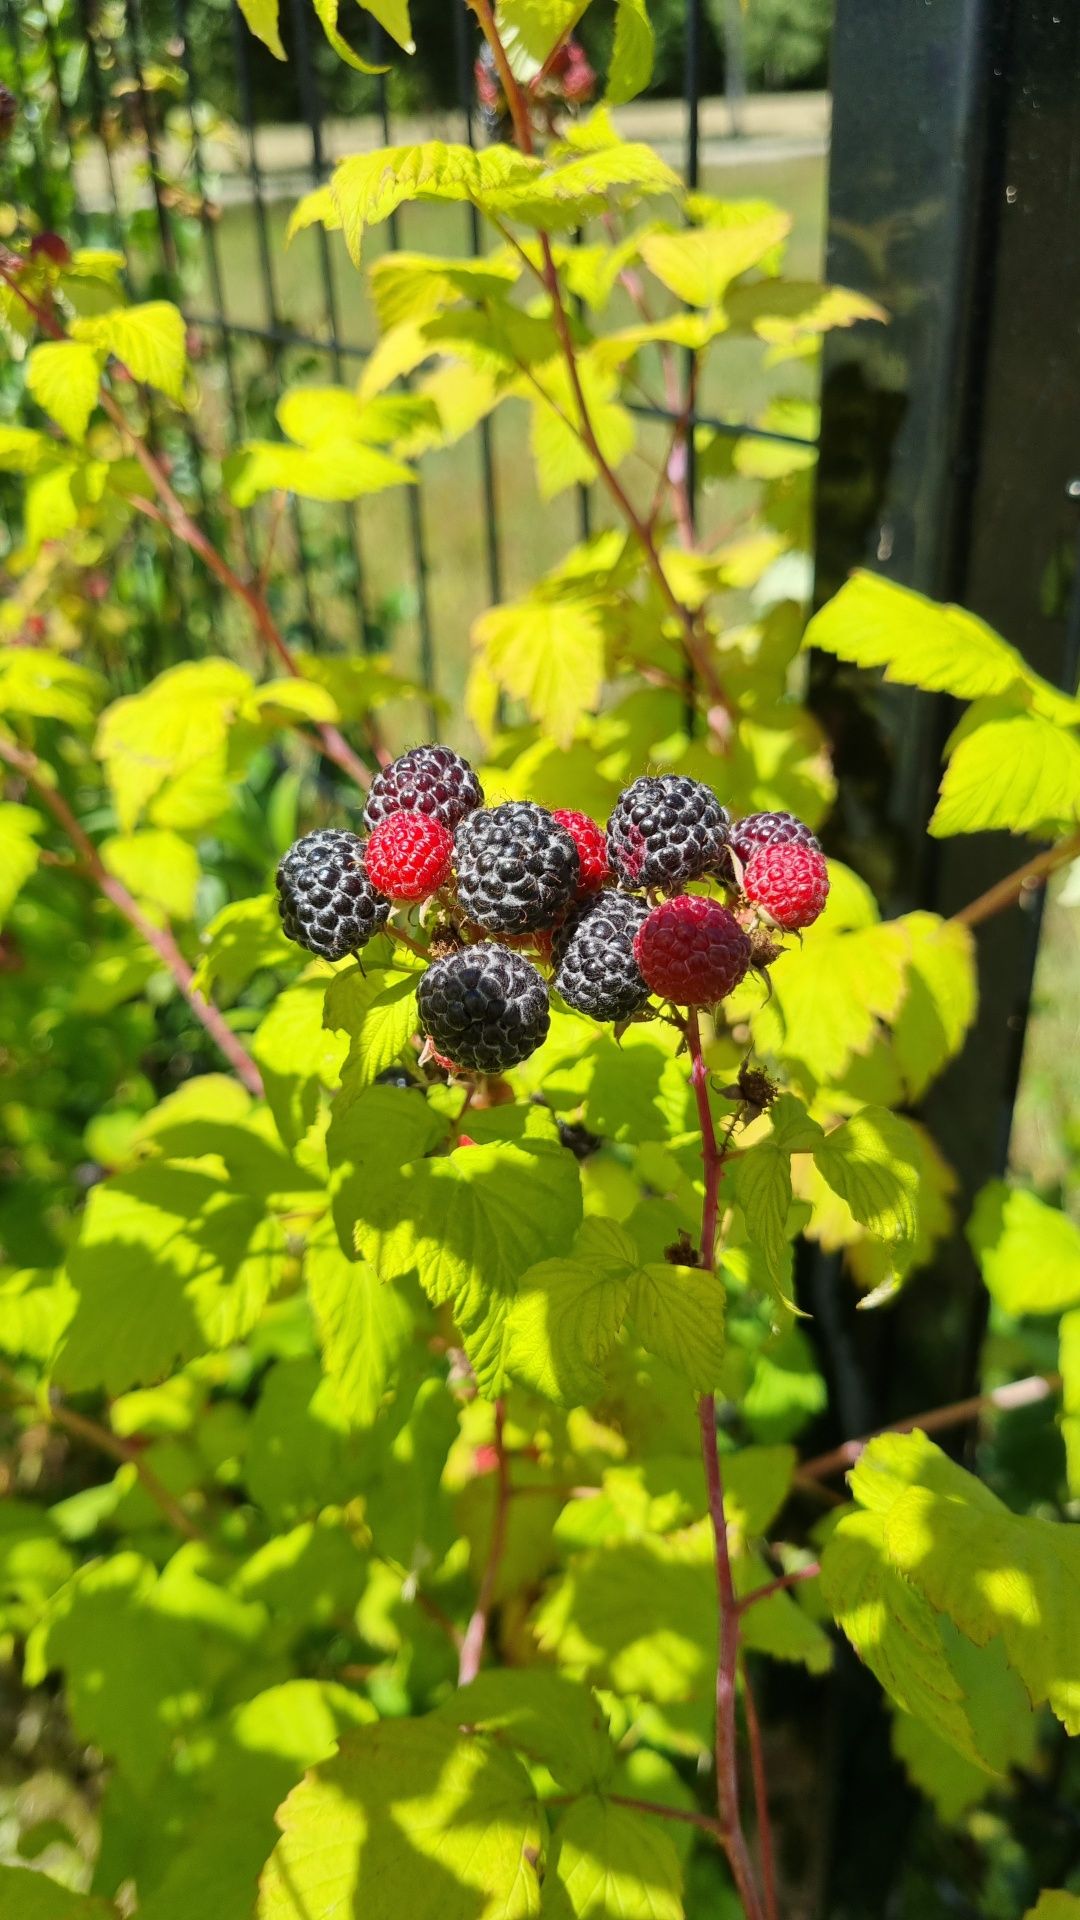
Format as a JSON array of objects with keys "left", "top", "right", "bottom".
[{"left": 1, "top": 0, "right": 820, "bottom": 698}]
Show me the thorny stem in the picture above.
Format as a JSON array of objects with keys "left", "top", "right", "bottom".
[
  {"left": 685, "top": 1008, "right": 766, "bottom": 1920},
  {"left": 952, "top": 827, "right": 1080, "bottom": 930},
  {"left": 457, "top": 1397, "right": 512, "bottom": 1684},
  {"left": 0, "top": 1361, "right": 205, "bottom": 1542},
  {"left": 0, "top": 734, "right": 265, "bottom": 1096},
  {"left": 797, "top": 1369, "right": 1061, "bottom": 1485},
  {"left": 465, "top": 1, "right": 730, "bottom": 721},
  {"left": 741, "top": 1658, "right": 779, "bottom": 1920},
  {"left": 0, "top": 256, "right": 373, "bottom": 792},
  {"left": 737, "top": 1563, "right": 821, "bottom": 1614}
]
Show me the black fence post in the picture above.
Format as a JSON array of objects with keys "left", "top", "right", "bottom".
[{"left": 811, "top": 3, "right": 1080, "bottom": 1905}]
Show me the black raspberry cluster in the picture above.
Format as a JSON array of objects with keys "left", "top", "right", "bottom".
[{"left": 276, "top": 745, "right": 831, "bottom": 1076}]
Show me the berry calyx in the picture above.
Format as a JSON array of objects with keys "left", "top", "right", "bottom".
[
  {"left": 633, "top": 895, "right": 752, "bottom": 1006},
  {"left": 553, "top": 891, "right": 650, "bottom": 1023},
  {"left": 607, "top": 774, "right": 730, "bottom": 892},
  {"left": 417, "top": 943, "right": 550, "bottom": 1073},
  {"left": 276, "top": 829, "right": 390, "bottom": 961},
  {"left": 364, "top": 744, "right": 483, "bottom": 833},
  {"left": 364, "top": 809, "right": 453, "bottom": 902},
  {"left": 551, "top": 809, "right": 610, "bottom": 894},
  {"left": 743, "top": 843, "right": 830, "bottom": 931},
  {"left": 454, "top": 802, "right": 580, "bottom": 935}
]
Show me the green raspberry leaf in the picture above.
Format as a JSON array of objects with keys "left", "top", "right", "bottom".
[{"left": 258, "top": 1717, "right": 543, "bottom": 1920}]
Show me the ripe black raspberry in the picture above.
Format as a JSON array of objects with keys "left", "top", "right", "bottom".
[
  {"left": 276, "top": 829, "right": 389, "bottom": 962},
  {"left": 731, "top": 810, "right": 820, "bottom": 870},
  {"left": 454, "top": 802, "right": 580, "bottom": 935},
  {"left": 553, "top": 891, "right": 650, "bottom": 1023},
  {"left": 607, "top": 775, "right": 730, "bottom": 892},
  {"left": 364, "top": 744, "right": 483, "bottom": 833},
  {"left": 417, "top": 944, "right": 550, "bottom": 1073}
]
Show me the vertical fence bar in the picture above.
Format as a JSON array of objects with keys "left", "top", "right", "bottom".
[
  {"left": 453, "top": 2, "right": 503, "bottom": 612},
  {"left": 681, "top": 0, "right": 703, "bottom": 731},
  {"left": 122, "top": 0, "right": 179, "bottom": 284},
  {"left": 810, "top": 0, "right": 1080, "bottom": 1908},
  {"left": 229, "top": 0, "right": 321, "bottom": 644},
  {"left": 373, "top": 24, "right": 438, "bottom": 728},
  {"left": 77, "top": 0, "right": 131, "bottom": 272},
  {"left": 42, "top": 11, "right": 88, "bottom": 243},
  {"left": 287, "top": 0, "right": 371, "bottom": 651},
  {"left": 172, "top": 0, "right": 248, "bottom": 446}
]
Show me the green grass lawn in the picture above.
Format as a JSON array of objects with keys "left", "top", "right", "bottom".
[{"left": 186, "top": 150, "right": 827, "bottom": 716}]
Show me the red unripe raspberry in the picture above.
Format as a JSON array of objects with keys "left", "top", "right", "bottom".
[
  {"left": 633, "top": 895, "right": 751, "bottom": 1006},
  {"left": 744, "top": 843, "right": 830, "bottom": 931},
  {"left": 551, "top": 809, "right": 610, "bottom": 894},
  {"left": 364, "top": 809, "right": 453, "bottom": 901}
]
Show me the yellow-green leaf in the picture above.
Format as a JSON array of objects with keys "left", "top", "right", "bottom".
[
  {"left": 26, "top": 340, "right": 103, "bottom": 442},
  {"left": 0, "top": 802, "right": 41, "bottom": 924},
  {"left": 99, "top": 828, "right": 201, "bottom": 922},
  {"left": 474, "top": 595, "right": 606, "bottom": 748},
  {"left": 236, "top": 0, "right": 285, "bottom": 57},
  {"left": 805, "top": 571, "right": 1080, "bottom": 726},
  {"left": 258, "top": 1718, "right": 543, "bottom": 1920},
  {"left": 311, "top": 0, "right": 388, "bottom": 72},
  {"left": 607, "top": 0, "right": 655, "bottom": 105},
  {"left": 225, "top": 437, "right": 415, "bottom": 505},
  {"left": 968, "top": 1181, "right": 1080, "bottom": 1316},
  {"left": 72, "top": 301, "right": 188, "bottom": 404},
  {"left": 931, "top": 702, "right": 1080, "bottom": 837},
  {"left": 641, "top": 214, "right": 791, "bottom": 309}
]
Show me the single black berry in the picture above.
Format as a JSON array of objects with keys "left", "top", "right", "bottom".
[
  {"left": 364, "top": 744, "right": 483, "bottom": 833},
  {"left": 277, "top": 829, "right": 389, "bottom": 962},
  {"left": 553, "top": 891, "right": 651, "bottom": 1023},
  {"left": 418, "top": 944, "right": 550, "bottom": 1073},
  {"left": 731, "top": 810, "right": 820, "bottom": 869},
  {"left": 454, "top": 802, "right": 580, "bottom": 935},
  {"left": 606, "top": 774, "right": 730, "bottom": 892}
]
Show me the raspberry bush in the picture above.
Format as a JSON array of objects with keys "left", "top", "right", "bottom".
[{"left": 2, "top": 6, "right": 1080, "bottom": 1920}]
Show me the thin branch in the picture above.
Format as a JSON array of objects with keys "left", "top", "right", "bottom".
[
  {"left": 465, "top": 4, "right": 729, "bottom": 720},
  {"left": 0, "top": 256, "right": 373, "bottom": 792},
  {"left": 737, "top": 1563, "right": 821, "bottom": 1615},
  {"left": 458, "top": 1397, "right": 512, "bottom": 1684},
  {"left": 545, "top": 1791, "right": 723, "bottom": 1839},
  {"left": 0, "top": 734, "right": 264, "bottom": 1095},
  {"left": 952, "top": 828, "right": 1080, "bottom": 930},
  {"left": 741, "top": 1658, "right": 779, "bottom": 1920},
  {"left": 797, "top": 1371, "right": 1061, "bottom": 1484},
  {"left": 686, "top": 1008, "right": 765, "bottom": 1920},
  {"left": 0, "top": 1361, "right": 205, "bottom": 1542}
]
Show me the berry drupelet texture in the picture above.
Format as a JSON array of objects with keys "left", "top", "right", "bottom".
[
  {"left": 417, "top": 944, "right": 551, "bottom": 1073},
  {"left": 633, "top": 894, "right": 752, "bottom": 1005},
  {"left": 364, "top": 810, "right": 454, "bottom": 902},
  {"left": 551, "top": 809, "right": 611, "bottom": 894},
  {"left": 743, "top": 842, "right": 830, "bottom": 931},
  {"left": 553, "top": 891, "right": 651, "bottom": 1023},
  {"left": 277, "top": 829, "right": 390, "bottom": 961},
  {"left": 454, "top": 802, "right": 580, "bottom": 935},
  {"left": 607, "top": 774, "right": 730, "bottom": 892},
  {"left": 731, "top": 809, "right": 820, "bottom": 869},
  {"left": 364, "top": 744, "right": 483, "bottom": 833}
]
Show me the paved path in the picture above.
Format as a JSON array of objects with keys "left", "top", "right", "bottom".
[{"left": 74, "top": 91, "right": 829, "bottom": 213}]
